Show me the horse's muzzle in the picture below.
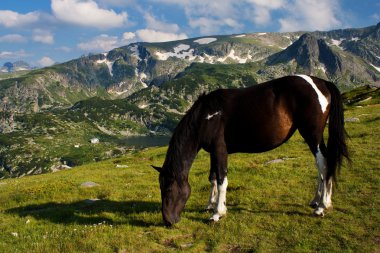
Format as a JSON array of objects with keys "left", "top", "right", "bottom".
[{"left": 163, "top": 213, "right": 180, "bottom": 227}]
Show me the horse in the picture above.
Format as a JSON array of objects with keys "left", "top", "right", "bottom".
[{"left": 152, "top": 75, "right": 350, "bottom": 226}]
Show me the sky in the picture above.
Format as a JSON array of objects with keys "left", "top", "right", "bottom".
[{"left": 0, "top": 0, "right": 379, "bottom": 67}]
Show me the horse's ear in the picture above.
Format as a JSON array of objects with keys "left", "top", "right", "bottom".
[{"left": 151, "top": 165, "right": 162, "bottom": 173}]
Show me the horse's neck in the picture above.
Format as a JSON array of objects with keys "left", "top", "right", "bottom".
[{"left": 165, "top": 130, "right": 199, "bottom": 177}]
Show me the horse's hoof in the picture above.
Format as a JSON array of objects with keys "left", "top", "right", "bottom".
[
  {"left": 309, "top": 202, "right": 319, "bottom": 209},
  {"left": 209, "top": 213, "right": 222, "bottom": 222},
  {"left": 313, "top": 208, "right": 325, "bottom": 217}
]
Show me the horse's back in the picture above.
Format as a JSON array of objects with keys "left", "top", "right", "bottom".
[{"left": 218, "top": 76, "right": 331, "bottom": 153}]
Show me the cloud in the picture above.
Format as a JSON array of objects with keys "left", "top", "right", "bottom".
[
  {"left": 151, "top": 0, "right": 260, "bottom": 34},
  {"left": 51, "top": 0, "right": 128, "bottom": 29},
  {"left": 77, "top": 34, "right": 120, "bottom": 52},
  {"left": 37, "top": 56, "right": 55, "bottom": 67},
  {"left": 0, "top": 50, "right": 31, "bottom": 60},
  {"left": 0, "top": 10, "right": 40, "bottom": 28},
  {"left": 122, "top": 32, "right": 136, "bottom": 41},
  {"left": 32, "top": 29, "right": 54, "bottom": 44},
  {"left": 0, "top": 34, "right": 27, "bottom": 43},
  {"left": 135, "top": 29, "right": 187, "bottom": 42},
  {"left": 144, "top": 13, "right": 180, "bottom": 33},
  {"left": 279, "top": 0, "right": 342, "bottom": 32}
]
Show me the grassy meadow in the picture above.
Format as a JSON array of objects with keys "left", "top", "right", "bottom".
[{"left": 0, "top": 103, "right": 379, "bottom": 252}]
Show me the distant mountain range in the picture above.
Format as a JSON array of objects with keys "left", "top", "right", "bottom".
[
  {"left": 0, "top": 61, "right": 35, "bottom": 73},
  {"left": 0, "top": 23, "right": 380, "bottom": 177}
]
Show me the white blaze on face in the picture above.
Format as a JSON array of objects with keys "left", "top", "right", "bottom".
[{"left": 296, "top": 75, "right": 328, "bottom": 113}]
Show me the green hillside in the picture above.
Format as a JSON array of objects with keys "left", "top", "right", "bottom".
[{"left": 0, "top": 100, "right": 378, "bottom": 252}]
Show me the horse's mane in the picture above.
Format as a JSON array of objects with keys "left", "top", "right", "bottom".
[{"left": 163, "top": 92, "right": 224, "bottom": 182}]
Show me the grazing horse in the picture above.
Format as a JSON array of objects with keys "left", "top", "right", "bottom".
[{"left": 152, "top": 75, "right": 349, "bottom": 226}]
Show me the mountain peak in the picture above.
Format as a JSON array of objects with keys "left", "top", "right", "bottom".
[{"left": 266, "top": 32, "right": 342, "bottom": 75}]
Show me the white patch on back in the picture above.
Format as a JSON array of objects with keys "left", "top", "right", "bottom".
[
  {"left": 296, "top": 75, "right": 328, "bottom": 113},
  {"left": 205, "top": 111, "right": 221, "bottom": 120}
]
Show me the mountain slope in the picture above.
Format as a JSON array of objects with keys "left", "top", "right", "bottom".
[
  {"left": 1, "top": 24, "right": 379, "bottom": 118},
  {"left": 1, "top": 23, "right": 380, "bottom": 177}
]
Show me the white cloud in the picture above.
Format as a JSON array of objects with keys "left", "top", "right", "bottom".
[
  {"left": 144, "top": 13, "right": 180, "bottom": 33},
  {"left": 189, "top": 16, "right": 242, "bottom": 35},
  {"left": 32, "top": 29, "right": 54, "bottom": 44},
  {"left": 122, "top": 32, "right": 136, "bottom": 41},
  {"left": 279, "top": 0, "right": 342, "bottom": 32},
  {"left": 0, "top": 50, "right": 31, "bottom": 59},
  {"left": 51, "top": 0, "right": 128, "bottom": 29},
  {"left": 0, "top": 10, "right": 40, "bottom": 27},
  {"left": 151, "top": 0, "right": 259, "bottom": 34},
  {"left": 37, "top": 56, "right": 55, "bottom": 67},
  {"left": 247, "top": 0, "right": 285, "bottom": 9},
  {"left": 135, "top": 29, "right": 187, "bottom": 43},
  {"left": 0, "top": 34, "right": 27, "bottom": 43},
  {"left": 78, "top": 34, "right": 120, "bottom": 52},
  {"left": 371, "top": 13, "right": 380, "bottom": 21}
]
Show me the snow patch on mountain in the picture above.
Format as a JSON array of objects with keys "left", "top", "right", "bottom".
[
  {"left": 216, "top": 49, "right": 252, "bottom": 64},
  {"left": 155, "top": 44, "right": 196, "bottom": 61},
  {"left": 96, "top": 58, "right": 114, "bottom": 76},
  {"left": 330, "top": 38, "right": 344, "bottom": 50},
  {"left": 194, "top": 38, "right": 217, "bottom": 44},
  {"left": 370, "top": 64, "right": 380, "bottom": 72},
  {"left": 129, "top": 45, "right": 141, "bottom": 61}
]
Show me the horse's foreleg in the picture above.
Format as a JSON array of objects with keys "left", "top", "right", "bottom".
[
  {"left": 209, "top": 144, "right": 228, "bottom": 222},
  {"left": 206, "top": 179, "right": 218, "bottom": 211},
  {"left": 211, "top": 177, "right": 228, "bottom": 221}
]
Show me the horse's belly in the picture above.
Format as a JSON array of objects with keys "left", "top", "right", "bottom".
[{"left": 225, "top": 117, "right": 295, "bottom": 154}]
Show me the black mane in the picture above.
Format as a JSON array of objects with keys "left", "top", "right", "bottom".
[{"left": 163, "top": 92, "right": 224, "bottom": 182}]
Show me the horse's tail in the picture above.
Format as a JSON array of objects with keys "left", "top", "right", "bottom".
[{"left": 325, "top": 82, "right": 350, "bottom": 182}]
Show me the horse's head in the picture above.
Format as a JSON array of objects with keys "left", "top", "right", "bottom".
[{"left": 152, "top": 165, "right": 191, "bottom": 226}]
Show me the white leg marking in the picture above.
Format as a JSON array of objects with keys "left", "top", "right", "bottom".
[
  {"left": 210, "top": 177, "right": 228, "bottom": 221},
  {"left": 325, "top": 179, "right": 333, "bottom": 209},
  {"left": 295, "top": 75, "right": 328, "bottom": 113},
  {"left": 206, "top": 179, "right": 218, "bottom": 210},
  {"left": 314, "top": 146, "right": 330, "bottom": 216},
  {"left": 310, "top": 176, "right": 322, "bottom": 207}
]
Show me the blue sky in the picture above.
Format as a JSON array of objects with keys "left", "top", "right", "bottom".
[{"left": 0, "top": 0, "right": 379, "bottom": 67}]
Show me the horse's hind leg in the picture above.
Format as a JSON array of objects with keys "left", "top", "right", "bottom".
[
  {"left": 299, "top": 125, "right": 332, "bottom": 217},
  {"left": 308, "top": 141, "right": 333, "bottom": 217}
]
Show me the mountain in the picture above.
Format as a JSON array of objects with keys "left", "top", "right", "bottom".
[
  {"left": 0, "top": 61, "right": 34, "bottom": 73},
  {"left": 0, "top": 23, "right": 380, "bottom": 177},
  {"left": 1, "top": 24, "right": 379, "bottom": 118}
]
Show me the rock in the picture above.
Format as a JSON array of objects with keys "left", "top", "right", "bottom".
[
  {"left": 345, "top": 117, "right": 360, "bottom": 122},
  {"left": 265, "top": 157, "right": 293, "bottom": 165},
  {"left": 80, "top": 181, "right": 100, "bottom": 188},
  {"left": 116, "top": 164, "right": 129, "bottom": 168}
]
